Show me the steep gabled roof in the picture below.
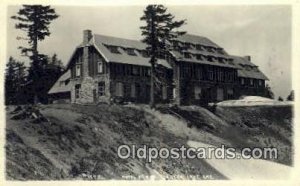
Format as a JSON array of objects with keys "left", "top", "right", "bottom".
[
  {"left": 230, "top": 56, "right": 269, "bottom": 80},
  {"left": 176, "top": 34, "right": 220, "bottom": 48},
  {"left": 48, "top": 71, "right": 71, "bottom": 94},
  {"left": 92, "top": 34, "right": 171, "bottom": 68}
]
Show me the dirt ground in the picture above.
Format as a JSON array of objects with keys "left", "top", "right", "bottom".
[{"left": 5, "top": 103, "right": 293, "bottom": 180}]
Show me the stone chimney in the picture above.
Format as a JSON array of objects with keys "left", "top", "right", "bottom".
[
  {"left": 82, "top": 30, "right": 92, "bottom": 77},
  {"left": 83, "top": 29, "right": 92, "bottom": 45},
  {"left": 244, "top": 55, "right": 251, "bottom": 61}
]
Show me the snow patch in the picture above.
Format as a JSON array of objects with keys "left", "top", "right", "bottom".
[{"left": 216, "top": 96, "right": 293, "bottom": 107}]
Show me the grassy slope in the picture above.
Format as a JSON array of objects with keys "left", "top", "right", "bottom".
[
  {"left": 6, "top": 104, "right": 225, "bottom": 180},
  {"left": 5, "top": 104, "right": 293, "bottom": 180}
]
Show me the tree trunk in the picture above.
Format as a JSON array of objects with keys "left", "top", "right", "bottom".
[{"left": 150, "top": 60, "right": 155, "bottom": 108}]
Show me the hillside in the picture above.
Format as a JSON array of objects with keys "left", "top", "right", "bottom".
[{"left": 5, "top": 103, "right": 293, "bottom": 180}]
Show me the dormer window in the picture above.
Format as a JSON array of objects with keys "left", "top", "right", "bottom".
[
  {"left": 127, "top": 48, "right": 136, "bottom": 56},
  {"left": 184, "top": 42, "right": 191, "bottom": 49},
  {"left": 207, "top": 56, "right": 213, "bottom": 62},
  {"left": 105, "top": 45, "right": 120, "bottom": 54},
  {"left": 196, "top": 54, "right": 202, "bottom": 60},
  {"left": 217, "top": 48, "right": 225, "bottom": 54},
  {"left": 196, "top": 44, "right": 203, "bottom": 51},
  {"left": 138, "top": 50, "right": 149, "bottom": 57},
  {"left": 184, "top": 52, "right": 191, "bottom": 59},
  {"left": 206, "top": 47, "right": 213, "bottom": 52}
]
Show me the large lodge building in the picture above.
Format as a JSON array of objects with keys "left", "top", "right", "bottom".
[{"left": 48, "top": 30, "right": 268, "bottom": 105}]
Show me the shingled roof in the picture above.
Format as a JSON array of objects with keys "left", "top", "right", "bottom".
[
  {"left": 48, "top": 71, "right": 71, "bottom": 94},
  {"left": 92, "top": 34, "right": 171, "bottom": 68},
  {"left": 231, "top": 56, "right": 269, "bottom": 80}
]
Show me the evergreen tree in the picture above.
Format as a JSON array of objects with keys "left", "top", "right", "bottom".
[
  {"left": 140, "top": 5, "right": 186, "bottom": 108},
  {"left": 11, "top": 5, "right": 59, "bottom": 103},
  {"left": 278, "top": 96, "right": 283, "bottom": 101},
  {"left": 286, "top": 90, "right": 294, "bottom": 101},
  {"left": 5, "top": 57, "right": 27, "bottom": 105},
  {"left": 265, "top": 84, "right": 274, "bottom": 99}
]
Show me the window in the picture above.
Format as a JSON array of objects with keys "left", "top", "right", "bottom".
[
  {"left": 139, "top": 50, "right": 149, "bottom": 57},
  {"left": 75, "top": 84, "right": 81, "bottom": 99},
  {"left": 241, "top": 78, "right": 245, "bottom": 85},
  {"left": 258, "top": 80, "right": 263, "bottom": 86},
  {"left": 146, "top": 68, "right": 151, "bottom": 76},
  {"left": 184, "top": 52, "right": 191, "bottom": 59},
  {"left": 173, "top": 88, "right": 176, "bottom": 99},
  {"left": 132, "top": 66, "right": 139, "bottom": 75},
  {"left": 227, "top": 72, "right": 233, "bottom": 82},
  {"left": 130, "top": 83, "right": 136, "bottom": 98},
  {"left": 116, "top": 82, "right": 124, "bottom": 97},
  {"left": 208, "top": 70, "right": 214, "bottom": 80},
  {"left": 207, "top": 56, "right": 213, "bottom": 62},
  {"left": 162, "top": 86, "right": 168, "bottom": 100},
  {"left": 217, "top": 88, "right": 224, "bottom": 101},
  {"left": 106, "top": 45, "right": 120, "bottom": 54},
  {"left": 76, "top": 65, "right": 81, "bottom": 77},
  {"left": 250, "top": 79, "right": 254, "bottom": 86},
  {"left": 227, "top": 88, "right": 234, "bottom": 99},
  {"left": 98, "top": 61, "right": 103, "bottom": 73},
  {"left": 217, "top": 48, "right": 225, "bottom": 54},
  {"left": 196, "top": 44, "right": 203, "bottom": 51},
  {"left": 206, "top": 47, "right": 213, "bottom": 52},
  {"left": 196, "top": 54, "right": 202, "bottom": 60},
  {"left": 98, "top": 82, "right": 105, "bottom": 96},
  {"left": 194, "top": 86, "right": 202, "bottom": 100},
  {"left": 195, "top": 67, "right": 203, "bottom": 80},
  {"left": 127, "top": 48, "right": 136, "bottom": 56},
  {"left": 184, "top": 42, "right": 191, "bottom": 49},
  {"left": 218, "top": 71, "right": 224, "bottom": 82}
]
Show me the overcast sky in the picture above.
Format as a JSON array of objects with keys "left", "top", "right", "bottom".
[{"left": 7, "top": 5, "right": 291, "bottom": 98}]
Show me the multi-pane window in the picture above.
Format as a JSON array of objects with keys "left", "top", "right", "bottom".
[
  {"left": 75, "top": 84, "right": 81, "bottom": 99},
  {"left": 98, "top": 61, "right": 103, "bottom": 73},
  {"left": 76, "top": 65, "right": 81, "bottom": 77},
  {"left": 98, "top": 82, "right": 105, "bottom": 96}
]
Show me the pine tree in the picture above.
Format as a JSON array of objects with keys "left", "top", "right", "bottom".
[
  {"left": 278, "top": 96, "right": 283, "bottom": 101},
  {"left": 11, "top": 5, "right": 59, "bottom": 103},
  {"left": 140, "top": 5, "right": 186, "bottom": 108},
  {"left": 5, "top": 57, "right": 27, "bottom": 105}
]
